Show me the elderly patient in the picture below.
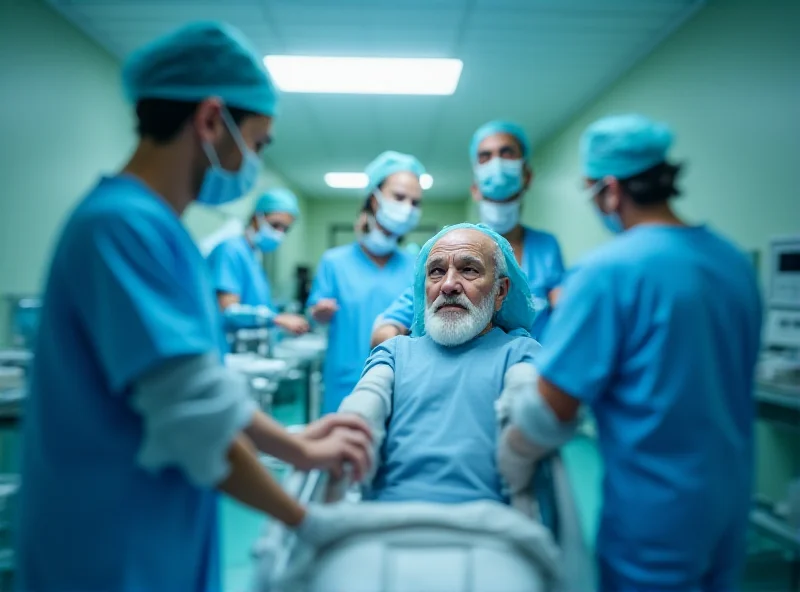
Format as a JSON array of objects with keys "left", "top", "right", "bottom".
[{"left": 338, "top": 223, "right": 566, "bottom": 509}]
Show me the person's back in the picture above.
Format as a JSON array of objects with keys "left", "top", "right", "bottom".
[
  {"left": 365, "top": 329, "right": 541, "bottom": 504},
  {"left": 18, "top": 176, "right": 224, "bottom": 591},
  {"left": 574, "top": 224, "right": 762, "bottom": 584}
]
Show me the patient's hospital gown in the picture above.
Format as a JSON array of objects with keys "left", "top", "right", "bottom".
[{"left": 362, "top": 328, "right": 542, "bottom": 504}]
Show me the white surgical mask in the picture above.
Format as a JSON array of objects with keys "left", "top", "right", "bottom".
[
  {"left": 479, "top": 199, "right": 521, "bottom": 235},
  {"left": 474, "top": 158, "right": 524, "bottom": 201},
  {"left": 360, "top": 219, "right": 398, "bottom": 256},
  {"left": 374, "top": 190, "right": 421, "bottom": 236}
]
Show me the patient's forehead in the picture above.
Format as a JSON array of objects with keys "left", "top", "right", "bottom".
[{"left": 427, "top": 229, "right": 495, "bottom": 266}]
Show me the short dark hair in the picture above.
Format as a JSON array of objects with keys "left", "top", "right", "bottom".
[
  {"left": 135, "top": 99, "right": 257, "bottom": 143},
  {"left": 595, "top": 161, "right": 683, "bottom": 206}
]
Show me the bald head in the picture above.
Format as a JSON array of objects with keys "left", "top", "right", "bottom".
[{"left": 423, "top": 228, "right": 510, "bottom": 346}]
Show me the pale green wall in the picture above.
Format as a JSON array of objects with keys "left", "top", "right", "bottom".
[
  {"left": 525, "top": 0, "right": 799, "bottom": 278},
  {"left": 0, "top": 1, "right": 306, "bottom": 341},
  {"left": 303, "top": 199, "right": 471, "bottom": 272},
  {"left": 0, "top": 0, "right": 136, "bottom": 346},
  {"left": 524, "top": 0, "right": 800, "bottom": 500}
]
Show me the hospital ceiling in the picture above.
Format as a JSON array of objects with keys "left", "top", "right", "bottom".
[{"left": 47, "top": 0, "right": 705, "bottom": 202}]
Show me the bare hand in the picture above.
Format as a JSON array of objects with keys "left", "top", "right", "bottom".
[
  {"left": 274, "top": 313, "right": 310, "bottom": 335},
  {"left": 296, "top": 427, "right": 372, "bottom": 483},
  {"left": 312, "top": 298, "right": 339, "bottom": 323},
  {"left": 301, "top": 413, "right": 372, "bottom": 442}
]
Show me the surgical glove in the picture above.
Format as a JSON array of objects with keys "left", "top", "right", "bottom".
[
  {"left": 294, "top": 503, "right": 349, "bottom": 548},
  {"left": 498, "top": 426, "right": 539, "bottom": 518}
]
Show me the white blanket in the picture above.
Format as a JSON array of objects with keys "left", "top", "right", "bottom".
[{"left": 268, "top": 500, "right": 562, "bottom": 590}]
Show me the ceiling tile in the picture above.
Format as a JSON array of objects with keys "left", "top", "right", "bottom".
[{"left": 45, "top": 0, "right": 705, "bottom": 201}]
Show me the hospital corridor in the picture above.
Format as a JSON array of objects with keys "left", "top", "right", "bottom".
[{"left": 0, "top": 0, "right": 798, "bottom": 591}]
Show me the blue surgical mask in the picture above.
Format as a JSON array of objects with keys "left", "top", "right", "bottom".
[
  {"left": 374, "top": 189, "right": 421, "bottom": 236},
  {"left": 474, "top": 157, "right": 524, "bottom": 201},
  {"left": 586, "top": 181, "right": 625, "bottom": 234},
  {"left": 479, "top": 199, "right": 521, "bottom": 235},
  {"left": 250, "top": 217, "right": 284, "bottom": 253},
  {"left": 361, "top": 219, "right": 398, "bottom": 256},
  {"left": 197, "top": 108, "right": 261, "bottom": 206}
]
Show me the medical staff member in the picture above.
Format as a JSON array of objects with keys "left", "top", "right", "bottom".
[
  {"left": 506, "top": 114, "right": 762, "bottom": 591},
  {"left": 309, "top": 151, "right": 424, "bottom": 414},
  {"left": 371, "top": 120, "right": 565, "bottom": 346},
  {"left": 208, "top": 188, "right": 309, "bottom": 336},
  {"left": 16, "top": 22, "right": 371, "bottom": 592}
]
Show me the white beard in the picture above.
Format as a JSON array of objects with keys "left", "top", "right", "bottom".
[{"left": 425, "top": 285, "right": 498, "bottom": 347}]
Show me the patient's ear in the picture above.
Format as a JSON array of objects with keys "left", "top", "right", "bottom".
[{"left": 494, "top": 277, "right": 510, "bottom": 311}]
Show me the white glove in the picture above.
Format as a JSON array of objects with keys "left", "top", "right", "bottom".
[
  {"left": 293, "top": 503, "right": 350, "bottom": 548},
  {"left": 498, "top": 426, "right": 539, "bottom": 518}
]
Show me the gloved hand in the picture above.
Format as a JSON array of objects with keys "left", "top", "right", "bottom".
[
  {"left": 497, "top": 426, "right": 538, "bottom": 518},
  {"left": 294, "top": 503, "right": 350, "bottom": 548}
]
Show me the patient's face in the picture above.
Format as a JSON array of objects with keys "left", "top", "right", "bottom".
[{"left": 423, "top": 229, "right": 504, "bottom": 346}]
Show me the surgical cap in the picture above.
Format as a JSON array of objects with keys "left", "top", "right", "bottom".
[
  {"left": 581, "top": 114, "right": 674, "bottom": 180},
  {"left": 469, "top": 121, "right": 531, "bottom": 163},
  {"left": 122, "top": 22, "right": 278, "bottom": 116},
  {"left": 411, "top": 223, "right": 537, "bottom": 338},
  {"left": 254, "top": 188, "right": 300, "bottom": 217},
  {"left": 365, "top": 151, "right": 425, "bottom": 194}
]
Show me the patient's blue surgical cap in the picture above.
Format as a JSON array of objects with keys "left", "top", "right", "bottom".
[
  {"left": 365, "top": 151, "right": 426, "bottom": 194},
  {"left": 469, "top": 121, "right": 531, "bottom": 163},
  {"left": 122, "top": 22, "right": 278, "bottom": 116},
  {"left": 254, "top": 188, "right": 300, "bottom": 217},
  {"left": 411, "top": 223, "right": 537, "bottom": 338},
  {"left": 581, "top": 114, "right": 674, "bottom": 180}
]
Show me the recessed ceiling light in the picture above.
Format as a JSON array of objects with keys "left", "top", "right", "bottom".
[
  {"left": 265, "top": 56, "right": 463, "bottom": 95},
  {"left": 325, "top": 172, "right": 435, "bottom": 191},
  {"left": 420, "top": 174, "right": 433, "bottom": 190},
  {"left": 324, "top": 172, "right": 368, "bottom": 189}
]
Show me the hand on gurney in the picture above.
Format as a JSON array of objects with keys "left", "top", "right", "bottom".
[{"left": 294, "top": 414, "right": 374, "bottom": 482}]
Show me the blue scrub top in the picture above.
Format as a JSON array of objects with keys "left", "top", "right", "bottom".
[
  {"left": 17, "top": 175, "right": 227, "bottom": 592},
  {"left": 207, "top": 235, "right": 273, "bottom": 310},
  {"left": 364, "top": 329, "right": 541, "bottom": 504},
  {"left": 308, "top": 243, "right": 415, "bottom": 414},
  {"left": 380, "top": 226, "right": 564, "bottom": 339},
  {"left": 536, "top": 224, "right": 762, "bottom": 590}
]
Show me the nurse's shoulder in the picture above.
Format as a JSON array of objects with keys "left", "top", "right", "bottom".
[
  {"left": 522, "top": 226, "right": 560, "bottom": 250},
  {"left": 207, "top": 235, "right": 248, "bottom": 266},
  {"left": 64, "top": 175, "right": 194, "bottom": 269},
  {"left": 321, "top": 243, "right": 361, "bottom": 266},
  {"left": 70, "top": 176, "right": 181, "bottom": 236}
]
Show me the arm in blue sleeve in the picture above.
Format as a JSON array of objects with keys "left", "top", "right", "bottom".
[
  {"left": 361, "top": 337, "right": 398, "bottom": 377},
  {"left": 307, "top": 255, "right": 336, "bottom": 308},
  {"left": 78, "top": 215, "right": 220, "bottom": 393},
  {"left": 376, "top": 286, "right": 415, "bottom": 330},
  {"left": 545, "top": 237, "right": 566, "bottom": 292},
  {"left": 223, "top": 304, "right": 277, "bottom": 331},
  {"left": 535, "top": 264, "right": 622, "bottom": 405},
  {"left": 208, "top": 242, "right": 245, "bottom": 297}
]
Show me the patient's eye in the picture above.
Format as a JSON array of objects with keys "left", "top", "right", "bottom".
[{"left": 428, "top": 267, "right": 445, "bottom": 278}]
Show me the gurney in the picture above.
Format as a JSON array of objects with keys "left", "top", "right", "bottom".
[
  {"left": 225, "top": 353, "right": 290, "bottom": 413},
  {"left": 250, "top": 446, "right": 595, "bottom": 592}
]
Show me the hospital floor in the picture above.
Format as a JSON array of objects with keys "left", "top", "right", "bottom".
[{"left": 222, "top": 395, "right": 799, "bottom": 592}]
